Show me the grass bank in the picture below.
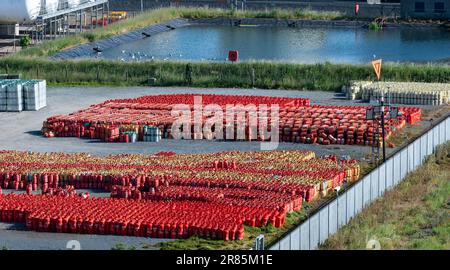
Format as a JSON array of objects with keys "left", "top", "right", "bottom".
[
  {"left": 1, "top": 59, "right": 449, "bottom": 91},
  {"left": 12, "top": 7, "right": 344, "bottom": 59},
  {"left": 321, "top": 143, "right": 450, "bottom": 250}
]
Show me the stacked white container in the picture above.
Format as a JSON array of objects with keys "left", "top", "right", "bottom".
[
  {"left": 24, "top": 80, "right": 47, "bottom": 111},
  {"left": 0, "top": 81, "right": 7, "bottom": 111},
  {"left": 6, "top": 81, "right": 23, "bottom": 112},
  {"left": 347, "top": 81, "right": 450, "bottom": 105},
  {"left": 144, "top": 126, "right": 162, "bottom": 142}
]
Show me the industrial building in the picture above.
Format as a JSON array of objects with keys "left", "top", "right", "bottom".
[
  {"left": 0, "top": 0, "right": 109, "bottom": 55},
  {"left": 401, "top": 0, "right": 450, "bottom": 19}
]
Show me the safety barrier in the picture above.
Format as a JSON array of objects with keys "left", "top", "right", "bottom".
[{"left": 268, "top": 113, "right": 450, "bottom": 250}]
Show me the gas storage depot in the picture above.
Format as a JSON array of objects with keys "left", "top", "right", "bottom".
[{"left": 0, "top": 1, "right": 449, "bottom": 252}]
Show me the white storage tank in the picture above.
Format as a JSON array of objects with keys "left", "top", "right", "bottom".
[
  {"left": 0, "top": 0, "right": 42, "bottom": 23},
  {"left": 43, "top": 0, "right": 59, "bottom": 14},
  {"left": 67, "top": 0, "right": 81, "bottom": 8}
]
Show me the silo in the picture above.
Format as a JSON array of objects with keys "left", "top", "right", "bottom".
[
  {"left": 0, "top": 0, "right": 42, "bottom": 23},
  {"left": 67, "top": 0, "right": 81, "bottom": 8},
  {"left": 44, "top": 0, "right": 60, "bottom": 14}
]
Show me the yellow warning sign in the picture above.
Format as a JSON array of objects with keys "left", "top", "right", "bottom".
[{"left": 372, "top": 59, "right": 382, "bottom": 81}]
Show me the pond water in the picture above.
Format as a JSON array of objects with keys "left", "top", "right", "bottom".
[{"left": 92, "top": 25, "right": 450, "bottom": 64}]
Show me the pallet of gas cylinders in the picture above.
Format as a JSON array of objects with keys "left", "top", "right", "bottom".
[
  {"left": 0, "top": 79, "right": 46, "bottom": 112},
  {"left": 42, "top": 122, "right": 162, "bottom": 143}
]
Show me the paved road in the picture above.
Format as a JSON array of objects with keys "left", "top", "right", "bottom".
[{"left": 0, "top": 222, "right": 169, "bottom": 250}]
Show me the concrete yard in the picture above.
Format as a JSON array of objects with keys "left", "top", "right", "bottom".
[{"left": 0, "top": 86, "right": 441, "bottom": 250}]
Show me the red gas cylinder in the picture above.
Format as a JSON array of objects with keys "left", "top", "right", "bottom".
[
  {"left": 76, "top": 218, "right": 83, "bottom": 233},
  {"left": 26, "top": 184, "right": 32, "bottom": 195},
  {"left": 120, "top": 221, "right": 128, "bottom": 235},
  {"left": 86, "top": 219, "right": 94, "bottom": 234},
  {"left": 26, "top": 217, "right": 33, "bottom": 230},
  {"left": 98, "top": 219, "right": 106, "bottom": 234},
  {"left": 236, "top": 225, "right": 245, "bottom": 240},
  {"left": 43, "top": 217, "right": 51, "bottom": 232},
  {"left": 134, "top": 222, "right": 141, "bottom": 237},
  {"left": 14, "top": 180, "right": 20, "bottom": 190}
]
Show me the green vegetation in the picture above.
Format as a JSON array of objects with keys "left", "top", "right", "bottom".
[
  {"left": 11, "top": 7, "right": 343, "bottom": 59},
  {"left": 321, "top": 143, "right": 450, "bottom": 250},
  {"left": 19, "top": 36, "right": 32, "bottom": 48},
  {"left": 1, "top": 59, "right": 449, "bottom": 91},
  {"left": 369, "top": 21, "right": 382, "bottom": 31},
  {"left": 111, "top": 242, "right": 137, "bottom": 250}
]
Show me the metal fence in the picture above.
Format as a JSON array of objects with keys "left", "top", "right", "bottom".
[{"left": 269, "top": 115, "right": 450, "bottom": 250}]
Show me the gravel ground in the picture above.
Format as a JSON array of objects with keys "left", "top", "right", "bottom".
[{"left": 0, "top": 86, "right": 438, "bottom": 250}]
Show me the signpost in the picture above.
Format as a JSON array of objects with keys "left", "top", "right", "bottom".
[
  {"left": 371, "top": 59, "right": 382, "bottom": 81},
  {"left": 367, "top": 58, "right": 400, "bottom": 164}
]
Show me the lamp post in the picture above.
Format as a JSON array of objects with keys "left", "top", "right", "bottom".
[{"left": 380, "top": 91, "right": 386, "bottom": 162}]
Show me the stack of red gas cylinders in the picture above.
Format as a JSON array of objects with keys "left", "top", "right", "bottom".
[
  {"left": 0, "top": 149, "right": 361, "bottom": 240},
  {"left": 0, "top": 150, "right": 359, "bottom": 203},
  {"left": 42, "top": 94, "right": 421, "bottom": 145},
  {"left": 0, "top": 193, "right": 289, "bottom": 240}
]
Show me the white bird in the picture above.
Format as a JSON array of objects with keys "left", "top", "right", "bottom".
[{"left": 122, "top": 50, "right": 126, "bottom": 54}]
